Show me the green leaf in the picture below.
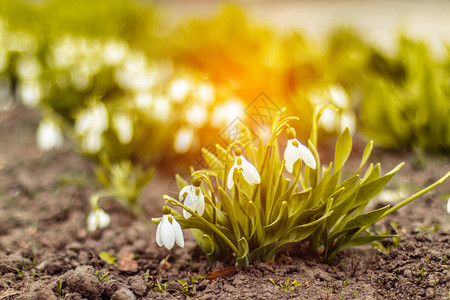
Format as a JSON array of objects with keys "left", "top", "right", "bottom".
[
  {"left": 263, "top": 201, "right": 289, "bottom": 244},
  {"left": 175, "top": 174, "right": 189, "bottom": 191},
  {"left": 218, "top": 187, "right": 240, "bottom": 239},
  {"left": 334, "top": 127, "right": 352, "bottom": 171},
  {"left": 340, "top": 234, "right": 397, "bottom": 250},
  {"left": 358, "top": 141, "right": 373, "bottom": 171},
  {"left": 353, "top": 163, "right": 404, "bottom": 212},
  {"left": 343, "top": 205, "right": 390, "bottom": 230},
  {"left": 236, "top": 237, "right": 250, "bottom": 267}
]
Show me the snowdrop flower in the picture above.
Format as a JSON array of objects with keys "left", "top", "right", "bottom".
[
  {"left": 173, "top": 127, "right": 194, "bottom": 154},
  {"left": 36, "top": 119, "right": 64, "bottom": 151},
  {"left": 284, "top": 127, "right": 316, "bottom": 173},
  {"left": 179, "top": 179, "right": 205, "bottom": 219},
  {"left": 112, "top": 113, "right": 133, "bottom": 144},
  {"left": 447, "top": 198, "right": 450, "bottom": 214},
  {"left": 227, "top": 148, "right": 260, "bottom": 190},
  {"left": 87, "top": 209, "right": 111, "bottom": 232},
  {"left": 156, "top": 209, "right": 184, "bottom": 250}
]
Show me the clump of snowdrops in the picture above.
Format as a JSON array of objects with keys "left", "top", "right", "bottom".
[{"left": 153, "top": 107, "right": 449, "bottom": 266}]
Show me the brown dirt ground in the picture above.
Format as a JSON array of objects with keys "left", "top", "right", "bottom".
[{"left": 1, "top": 105, "right": 449, "bottom": 299}]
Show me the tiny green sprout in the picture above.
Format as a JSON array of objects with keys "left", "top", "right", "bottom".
[
  {"left": 14, "top": 267, "right": 23, "bottom": 280},
  {"left": 144, "top": 269, "right": 150, "bottom": 283},
  {"left": 95, "top": 271, "right": 110, "bottom": 282},
  {"left": 268, "top": 278, "right": 302, "bottom": 292},
  {"left": 150, "top": 279, "right": 168, "bottom": 293},
  {"left": 353, "top": 290, "right": 358, "bottom": 298},
  {"left": 417, "top": 268, "right": 426, "bottom": 283},
  {"left": 154, "top": 107, "right": 450, "bottom": 266},
  {"left": 443, "top": 256, "right": 448, "bottom": 263},
  {"left": 55, "top": 280, "right": 65, "bottom": 298},
  {"left": 98, "top": 252, "right": 118, "bottom": 266}
]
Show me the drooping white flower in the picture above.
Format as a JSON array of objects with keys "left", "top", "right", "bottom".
[
  {"left": 227, "top": 149, "right": 260, "bottom": 190},
  {"left": 179, "top": 179, "right": 205, "bottom": 219},
  {"left": 284, "top": 128, "right": 316, "bottom": 173},
  {"left": 447, "top": 198, "right": 450, "bottom": 214},
  {"left": 87, "top": 209, "right": 111, "bottom": 232},
  {"left": 156, "top": 214, "right": 184, "bottom": 250},
  {"left": 112, "top": 113, "right": 133, "bottom": 144},
  {"left": 173, "top": 127, "right": 194, "bottom": 154},
  {"left": 36, "top": 119, "right": 64, "bottom": 151}
]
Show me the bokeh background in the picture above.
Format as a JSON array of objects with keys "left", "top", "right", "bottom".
[{"left": 1, "top": 0, "right": 449, "bottom": 211}]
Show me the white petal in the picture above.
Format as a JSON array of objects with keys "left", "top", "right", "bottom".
[
  {"left": 196, "top": 192, "right": 205, "bottom": 216},
  {"left": 298, "top": 143, "right": 316, "bottom": 169},
  {"left": 284, "top": 140, "right": 301, "bottom": 173},
  {"left": 87, "top": 212, "right": 97, "bottom": 232},
  {"left": 240, "top": 157, "right": 260, "bottom": 185},
  {"left": 447, "top": 198, "right": 450, "bottom": 214},
  {"left": 183, "top": 195, "right": 194, "bottom": 219},
  {"left": 156, "top": 219, "right": 163, "bottom": 247},
  {"left": 172, "top": 218, "right": 184, "bottom": 247},
  {"left": 97, "top": 209, "right": 111, "bottom": 229},
  {"left": 179, "top": 185, "right": 191, "bottom": 201},
  {"left": 161, "top": 216, "right": 175, "bottom": 249},
  {"left": 227, "top": 164, "right": 237, "bottom": 190}
]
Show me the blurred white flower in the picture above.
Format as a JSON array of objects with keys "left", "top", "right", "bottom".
[
  {"left": 87, "top": 209, "right": 111, "bottom": 231},
  {"left": 284, "top": 138, "right": 316, "bottom": 172},
  {"left": 115, "top": 52, "right": 156, "bottom": 92},
  {"left": 16, "top": 55, "right": 42, "bottom": 80},
  {"left": 75, "top": 102, "right": 109, "bottom": 153},
  {"left": 227, "top": 152, "right": 260, "bottom": 189},
  {"left": 18, "top": 80, "right": 42, "bottom": 107},
  {"left": 156, "top": 214, "right": 184, "bottom": 250},
  {"left": 329, "top": 85, "right": 350, "bottom": 108},
  {"left": 169, "top": 78, "right": 191, "bottom": 103},
  {"left": 36, "top": 119, "right": 64, "bottom": 151},
  {"left": 211, "top": 98, "right": 243, "bottom": 127},
  {"left": 185, "top": 104, "right": 207, "bottom": 128},
  {"left": 75, "top": 102, "right": 109, "bottom": 134},
  {"left": 447, "top": 198, "right": 450, "bottom": 214},
  {"left": 152, "top": 95, "right": 170, "bottom": 122},
  {"left": 112, "top": 114, "right": 133, "bottom": 144},
  {"left": 103, "top": 39, "right": 127, "bottom": 66},
  {"left": 173, "top": 127, "right": 194, "bottom": 154},
  {"left": 179, "top": 181, "right": 205, "bottom": 219},
  {"left": 134, "top": 92, "right": 154, "bottom": 110},
  {"left": 195, "top": 83, "right": 215, "bottom": 105}
]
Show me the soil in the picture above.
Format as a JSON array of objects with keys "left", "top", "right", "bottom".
[{"left": 1, "top": 105, "right": 449, "bottom": 300}]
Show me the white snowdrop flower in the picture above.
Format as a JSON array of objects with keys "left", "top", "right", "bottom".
[
  {"left": 318, "top": 107, "right": 337, "bottom": 133},
  {"left": 169, "top": 78, "right": 190, "bottom": 103},
  {"left": 179, "top": 179, "right": 205, "bottom": 219},
  {"left": 329, "top": 85, "right": 349, "bottom": 108},
  {"left": 134, "top": 92, "right": 154, "bottom": 110},
  {"left": 284, "top": 128, "right": 316, "bottom": 173},
  {"left": 112, "top": 113, "right": 133, "bottom": 144},
  {"left": 18, "top": 80, "right": 42, "bottom": 107},
  {"left": 173, "top": 127, "right": 194, "bottom": 154},
  {"left": 211, "top": 98, "right": 244, "bottom": 128},
  {"left": 185, "top": 104, "right": 207, "bottom": 128},
  {"left": 227, "top": 148, "right": 260, "bottom": 190},
  {"left": 36, "top": 119, "right": 64, "bottom": 151},
  {"left": 103, "top": 39, "right": 127, "bottom": 66},
  {"left": 16, "top": 55, "right": 42, "bottom": 80},
  {"left": 447, "top": 198, "right": 450, "bottom": 214},
  {"left": 87, "top": 209, "right": 111, "bottom": 231},
  {"left": 156, "top": 213, "right": 184, "bottom": 250},
  {"left": 81, "top": 130, "right": 103, "bottom": 153},
  {"left": 340, "top": 110, "right": 357, "bottom": 135},
  {"left": 195, "top": 83, "right": 215, "bottom": 104},
  {"left": 152, "top": 95, "right": 170, "bottom": 122},
  {"left": 75, "top": 102, "right": 109, "bottom": 135}
]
